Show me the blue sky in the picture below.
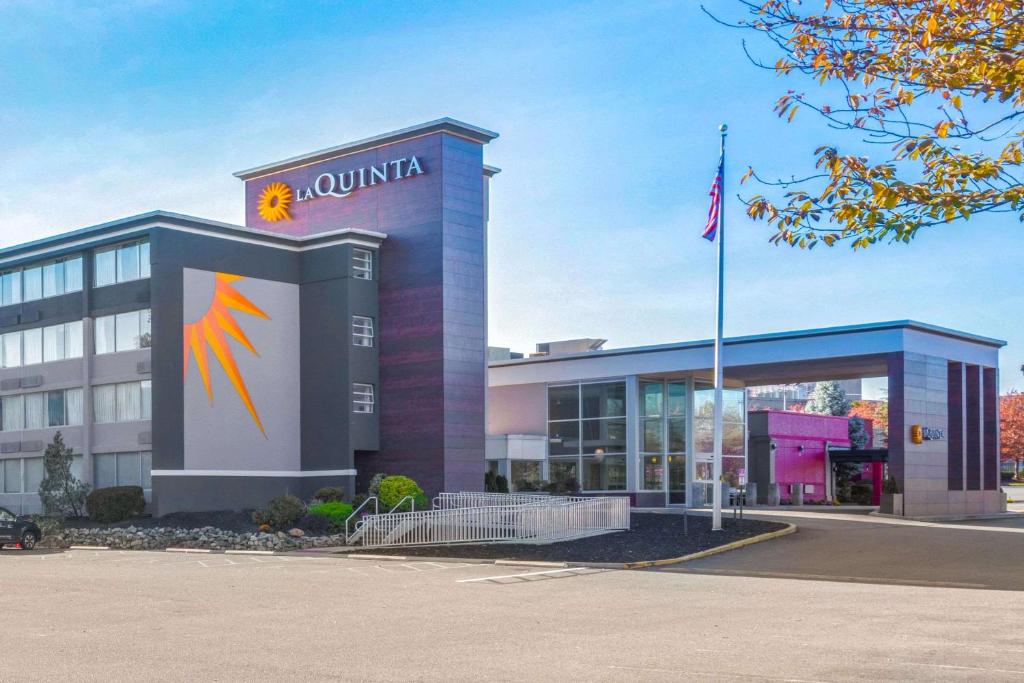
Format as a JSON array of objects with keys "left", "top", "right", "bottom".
[{"left": 1, "top": 0, "right": 1019, "bottom": 394}]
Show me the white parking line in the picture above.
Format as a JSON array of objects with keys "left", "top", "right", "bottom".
[{"left": 457, "top": 567, "right": 590, "bottom": 583}]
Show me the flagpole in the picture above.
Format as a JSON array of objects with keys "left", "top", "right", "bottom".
[{"left": 711, "top": 123, "right": 727, "bottom": 532}]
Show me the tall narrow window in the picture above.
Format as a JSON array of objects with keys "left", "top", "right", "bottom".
[
  {"left": 64, "top": 257, "right": 83, "bottom": 292},
  {"left": 352, "top": 248, "right": 373, "bottom": 280},
  {"left": 1, "top": 270, "right": 21, "bottom": 306},
  {"left": 24, "top": 393, "right": 46, "bottom": 430},
  {"left": 353, "top": 383, "right": 375, "bottom": 413},
  {"left": 2, "top": 331, "right": 21, "bottom": 368},
  {"left": 2, "top": 395, "right": 24, "bottom": 432},
  {"left": 94, "top": 248, "right": 116, "bottom": 287},
  {"left": 22, "top": 266, "right": 42, "bottom": 301},
  {"left": 22, "top": 328, "right": 41, "bottom": 365},
  {"left": 66, "top": 388, "right": 83, "bottom": 426},
  {"left": 95, "top": 315, "right": 116, "bottom": 355},
  {"left": 93, "top": 385, "right": 116, "bottom": 424},
  {"left": 352, "top": 316, "right": 375, "bottom": 347}
]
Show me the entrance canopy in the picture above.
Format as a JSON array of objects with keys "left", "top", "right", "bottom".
[{"left": 490, "top": 320, "right": 1003, "bottom": 387}]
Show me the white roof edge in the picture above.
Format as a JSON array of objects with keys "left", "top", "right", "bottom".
[
  {"left": 489, "top": 320, "right": 1006, "bottom": 368},
  {"left": 233, "top": 118, "right": 499, "bottom": 180}
]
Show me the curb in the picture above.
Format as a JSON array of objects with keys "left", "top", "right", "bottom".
[
  {"left": 622, "top": 523, "right": 798, "bottom": 569},
  {"left": 166, "top": 547, "right": 214, "bottom": 554},
  {"left": 69, "top": 545, "right": 110, "bottom": 550}
]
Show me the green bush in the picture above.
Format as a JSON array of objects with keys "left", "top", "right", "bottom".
[
  {"left": 312, "top": 486, "right": 346, "bottom": 503},
  {"left": 86, "top": 486, "right": 146, "bottom": 523},
  {"left": 308, "top": 501, "right": 355, "bottom": 533},
  {"left": 378, "top": 475, "right": 428, "bottom": 512},
  {"left": 251, "top": 494, "right": 306, "bottom": 528}
]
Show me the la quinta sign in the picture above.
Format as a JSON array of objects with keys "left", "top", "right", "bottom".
[{"left": 255, "top": 156, "right": 426, "bottom": 222}]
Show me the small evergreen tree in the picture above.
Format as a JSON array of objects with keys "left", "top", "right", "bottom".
[
  {"left": 38, "top": 432, "right": 89, "bottom": 519},
  {"left": 803, "top": 381, "right": 852, "bottom": 417}
]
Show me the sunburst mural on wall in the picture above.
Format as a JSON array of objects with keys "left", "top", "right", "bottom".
[
  {"left": 256, "top": 181, "right": 293, "bottom": 222},
  {"left": 183, "top": 273, "right": 270, "bottom": 436}
]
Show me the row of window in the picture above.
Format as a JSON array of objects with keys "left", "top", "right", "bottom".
[
  {"left": 93, "top": 241, "right": 150, "bottom": 288},
  {"left": 95, "top": 309, "right": 151, "bottom": 354},
  {"left": 0, "top": 452, "right": 152, "bottom": 494},
  {"left": 1, "top": 388, "right": 83, "bottom": 432},
  {"left": 0, "top": 257, "right": 83, "bottom": 306},
  {"left": 0, "top": 381, "right": 150, "bottom": 432},
  {"left": 0, "top": 240, "right": 151, "bottom": 310},
  {"left": 1, "top": 321, "right": 83, "bottom": 369}
]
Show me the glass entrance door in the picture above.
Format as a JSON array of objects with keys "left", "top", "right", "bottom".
[
  {"left": 667, "top": 454, "right": 686, "bottom": 504},
  {"left": 693, "top": 458, "right": 714, "bottom": 507}
]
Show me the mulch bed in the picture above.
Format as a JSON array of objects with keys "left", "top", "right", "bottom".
[
  {"left": 364, "top": 512, "right": 788, "bottom": 564},
  {"left": 63, "top": 510, "right": 257, "bottom": 533}
]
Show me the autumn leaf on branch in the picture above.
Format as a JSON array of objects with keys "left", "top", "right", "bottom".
[{"left": 708, "top": 0, "right": 1024, "bottom": 249}]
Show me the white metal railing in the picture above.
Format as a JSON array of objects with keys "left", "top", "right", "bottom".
[
  {"left": 348, "top": 493, "right": 630, "bottom": 548},
  {"left": 433, "top": 491, "right": 570, "bottom": 509}
]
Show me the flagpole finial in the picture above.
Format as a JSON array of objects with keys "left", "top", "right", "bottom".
[{"left": 718, "top": 123, "right": 728, "bottom": 134}]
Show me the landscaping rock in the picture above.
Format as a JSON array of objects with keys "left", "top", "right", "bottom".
[{"left": 38, "top": 526, "right": 348, "bottom": 552}]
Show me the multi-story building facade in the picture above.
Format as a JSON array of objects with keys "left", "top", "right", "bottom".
[{"left": 0, "top": 118, "right": 497, "bottom": 515}]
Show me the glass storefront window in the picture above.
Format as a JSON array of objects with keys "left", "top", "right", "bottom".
[
  {"left": 548, "top": 385, "right": 578, "bottom": 421},
  {"left": 668, "top": 418, "right": 686, "bottom": 453},
  {"left": 641, "top": 382, "right": 663, "bottom": 417},
  {"left": 723, "top": 456, "right": 745, "bottom": 486},
  {"left": 581, "top": 418, "right": 626, "bottom": 454},
  {"left": 510, "top": 461, "right": 541, "bottom": 489},
  {"left": 582, "top": 454, "right": 626, "bottom": 491},
  {"left": 643, "top": 418, "right": 662, "bottom": 452},
  {"left": 643, "top": 455, "right": 664, "bottom": 490},
  {"left": 581, "top": 382, "right": 626, "bottom": 418},
  {"left": 548, "top": 421, "right": 579, "bottom": 456},
  {"left": 548, "top": 458, "right": 578, "bottom": 490},
  {"left": 668, "top": 454, "right": 687, "bottom": 504}
]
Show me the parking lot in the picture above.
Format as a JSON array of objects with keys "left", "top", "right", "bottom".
[{"left": 3, "top": 538, "right": 1024, "bottom": 682}]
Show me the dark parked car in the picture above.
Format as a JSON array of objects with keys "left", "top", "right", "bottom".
[{"left": 0, "top": 506, "right": 41, "bottom": 550}]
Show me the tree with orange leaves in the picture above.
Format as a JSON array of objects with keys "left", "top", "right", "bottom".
[
  {"left": 1001, "top": 391, "right": 1024, "bottom": 480},
  {"left": 710, "top": 1, "right": 1024, "bottom": 248}
]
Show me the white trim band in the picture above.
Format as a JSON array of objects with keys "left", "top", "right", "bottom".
[{"left": 151, "top": 469, "right": 356, "bottom": 478}]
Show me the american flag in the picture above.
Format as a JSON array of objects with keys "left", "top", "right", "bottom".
[{"left": 702, "top": 157, "right": 723, "bottom": 241}]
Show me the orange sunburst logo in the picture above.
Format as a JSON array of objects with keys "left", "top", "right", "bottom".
[
  {"left": 257, "top": 182, "right": 293, "bottom": 222},
  {"left": 183, "top": 273, "right": 270, "bottom": 436}
]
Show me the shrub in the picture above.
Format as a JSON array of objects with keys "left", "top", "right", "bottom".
[
  {"left": 495, "top": 474, "right": 509, "bottom": 493},
  {"left": 86, "top": 486, "right": 146, "bottom": 523},
  {"left": 484, "top": 470, "right": 497, "bottom": 492},
  {"left": 308, "top": 501, "right": 355, "bottom": 533},
  {"left": 312, "top": 486, "right": 346, "bottom": 503},
  {"left": 882, "top": 476, "right": 901, "bottom": 495},
  {"left": 297, "top": 513, "right": 331, "bottom": 535},
  {"left": 378, "top": 475, "right": 428, "bottom": 512},
  {"left": 251, "top": 494, "right": 306, "bottom": 528}
]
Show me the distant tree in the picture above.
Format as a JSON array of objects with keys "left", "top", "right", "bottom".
[
  {"left": 803, "top": 380, "right": 852, "bottom": 416},
  {"left": 849, "top": 399, "right": 888, "bottom": 433},
  {"left": 1001, "top": 392, "right": 1024, "bottom": 480},
  {"left": 38, "top": 432, "right": 89, "bottom": 519},
  {"left": 713, "top": 1, "right": 1024, "bottom": 248}
]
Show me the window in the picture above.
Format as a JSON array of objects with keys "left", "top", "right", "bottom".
[
  {"left": 546, "top": 381, "right": 627, "bottom": 491},
  {"left": 3, "top": 459, "right": 20, "bottom": 493},
  {"left": 352, "top": 315, "right": 374, "bottom": 347},
  {"left": 96, "top": 309, "right": 151, "bottom": 354},
  {"left": 23, "top": 457, "right": 43, "bottom": 493},
  {"left": 353, "top": 383, "right": 374, "bottom": 413},
  {"left": 640, "top": 380, "right": 688, "bottom": 493},
  {"left": 0, "top": 257, "right": 81, "bottom": 306},
  {"left": 1, "top": 270, "right": 21, "bottom": 306},
  {"left": 94, "top": 241, "right": 149, "bottom": 287},
  {"left": 352, "top": 248, "right": 373, "bottom": 280},
  {"left": 693, "top": 386, "right": 746, "bottom": 456},
  {"left": 0, "top": 321, "right": 81, "bottom": 369},
  {"left": 510, "top": 461, "right": 542, "bottom": 490},
  {"left": 93, "top": 451, "right": 152, "bottom": 490},
  {"left": 93, "top": 380, "right": 151, "bottom": 423},
  {"left": 1, "top": 388, "right": 84, "bottom": 431}
]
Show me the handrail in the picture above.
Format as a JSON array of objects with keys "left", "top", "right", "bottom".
[
  {"left": 349, "top": 493, "right": 630, "bottom": 548},
  {"left": 388, "top": 495, "right": 416, "bottom": 514},
  {"left": 345, "top": 495, "right": 379, "bottom": 540}
]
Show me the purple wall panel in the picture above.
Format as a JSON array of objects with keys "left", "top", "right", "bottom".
[
  {"left": 965, "top": 365, "right": 981, "bottom": 490},
  {"left": 983, "top": 367, "right": 998, "bottom": 491},
  {"left": 887, "top": 353, "right": 905, "bottom": 487},
  {"left": 947, "top": 361, "right": 963, "bottom": 491}
]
